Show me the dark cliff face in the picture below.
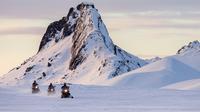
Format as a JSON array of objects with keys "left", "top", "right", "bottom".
[
  {"left": 38, "top": 7, "right": 78, "bottom": 52},
  {"left": 38, "top": 3, "right": 96, "bottom": 52},
  {"left": 38, "top": 17, "right": 67, "bottom": 52},
  {"left": 69, "top": 3, "right": 108, "bottom": 70},
  {"left": 69, "top": 17, "right": 87, "bottom": 70},
  {"left": 38, "top": 2, "right": 102, "bottom": 70}
]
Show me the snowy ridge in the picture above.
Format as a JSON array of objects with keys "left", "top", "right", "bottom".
[
  {"left": 106, "top": 57, "right": 200, "bottom": 88},
  {"left": 105, "top": 41, "right": 200, "bottom": 90},
  {"left": 177, "top": 40, "right": 200, "bottom": 55},
  {"left": 0, "top": 2, "right": 147, "bottom": 86},
  {"left": 163, "top": 78, "right": 200, "bottom": 90},
  {"left": 104, "top": 41, "right": 200, "bottom": 90}
]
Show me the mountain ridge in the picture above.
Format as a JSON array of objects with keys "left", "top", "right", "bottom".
[
  {"left": 106, "top": 40, "right": 200, "bottom": 89},
  {"left": 177, "top": 40, "right": 200, "bottom": 55}
]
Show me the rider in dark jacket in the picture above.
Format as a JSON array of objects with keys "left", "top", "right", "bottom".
[
  {"left": 61, "top": 83, "right": 69, "bottom": 90},
  {"left": 32, "top": 80, "right": 38, "bottom": 89},
  {"left": 32, "top": 80, "right": 39, "bottom": 93},
  {"left": 61, "top": 83, "right": 73, "bottom": 98},
  {"left": 48, "top": 83, "right": 55, "bottom": 93},
  {"left": 48, "top": 83, "right": 54, "bottom": 89}
]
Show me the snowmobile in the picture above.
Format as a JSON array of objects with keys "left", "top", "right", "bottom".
[
  {"left": 32, "top": 80, "right": 40, "bottom": 93},
  {"left": 48, "top": 85, "right": 56, "bottom": 95},
  {"left": 32, "top": 85, "right": 40, "bottom": 93},
  {"left": 61, "top": 88, "right": 73, "bottom": 98}
]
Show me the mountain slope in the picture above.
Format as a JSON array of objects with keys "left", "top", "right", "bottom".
[
  {"left": 0, "top": 2, "right": 147, "bottom": 86},
  {"left": 107, "top": 40, "right": 200, "bottom": 89},
  {"left": 163, "top": 78, "right": 200, "bottom": 90},
  {"left": 162, "top": 40, "right": 200, "bottom": 90},
  {"left": 175, "top": 40, "right": 200, "bottom": 71},
  {"left": 107, "top": 57, "right": 200, "bottom": 88},
  {"left": 177, "top": 40, "right": 200, "bottom": 55}
]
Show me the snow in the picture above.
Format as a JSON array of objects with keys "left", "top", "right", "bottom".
[
  {"left": 105, "top": 53, "right": 200, "bottom": 89},
  {"left": 177, "top": 40, "right": 200, "bottom": 55},
  {"left": 1, "top": 85, "right": 200, "bottom": 112},
  {"left": 2, "top": 49, "right": 200, "bottom": 111},
  {"left": 82, "top": 1, "right": 94, "bottom": 6},
  {"left": 163, "top": 78, "right": 200, "bottom": 90}
]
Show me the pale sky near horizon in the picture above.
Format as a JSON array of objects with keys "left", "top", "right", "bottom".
[{"left": 0, "top": 0, "right": 200, "bottom": 75}]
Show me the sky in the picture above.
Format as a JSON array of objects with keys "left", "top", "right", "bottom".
[{"left": 0, "top": 0, "right": 200, "bottom": 75}]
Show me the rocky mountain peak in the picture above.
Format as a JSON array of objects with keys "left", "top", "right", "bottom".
[
  {"left": 39, "top": 2, "right": 115, "bottom": 70},
  {"left": 177, "top": 40, "right": 200, "bottom": 55},
  {"left": 76, "top": 2, "right": 95, "bottom": 10},
  {"left": 38, "top": 2, "right": 98, "bottom": 52},
  {"left": 1, "top": 2, "right": 147, "bottom": 85}
]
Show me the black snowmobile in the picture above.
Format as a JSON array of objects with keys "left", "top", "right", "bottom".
[
  {"left": 48, "top": 83, "right": 55, "bottom": 95},
  {"left": 61, "top": 83, "right": 73, "bottom": 98},
  {"left": 32, "top": 80, "right": 40, "bottom": 93}
]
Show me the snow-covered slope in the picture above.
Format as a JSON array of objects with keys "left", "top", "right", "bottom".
[
  {"left": 107, "top": 57, "right": 200, "bottom": 88},
  {"left": 162, "top": 42, "right": 200, "bottom": 90},
  {"left": 175, "top": 40, "right": 200, "bottom": 71},
  {"left": 107, "top": 40, "right": 200, "bottom": 89},
  {"left": 177, "top": 40, "right": 200, "bottom": 55},
  {"left": 0, "top": 2, "right": 147, "bottom": 86},
  {"left": 163, "top": 78, "right": 200, "bottom": 90}
]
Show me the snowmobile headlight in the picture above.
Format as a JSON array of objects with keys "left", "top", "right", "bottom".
[
  {"left": 64, "top": 89, "right": 68, "bottom": 93},
  {"left": 51, "top": 89, "right": 54, "bottom": 91},
  {"left": 35, "top": 86, "right": 38, "bottom": 89}
]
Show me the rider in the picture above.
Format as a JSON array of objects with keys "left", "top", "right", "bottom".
[
  {"left": 61, "top": 83, "right": 69, "bottom": 90},
  {"left": 32, "top": 80, "right": 40, "bottom": 93},
  {"left": 48, "top": 83, "right": 55, "bottom": 92},
  {"left": 61, "top": 83, "right": 73, "bottom": 98},
  {"left": 32, "top": 80, "right": 38, "bottom": 89}
]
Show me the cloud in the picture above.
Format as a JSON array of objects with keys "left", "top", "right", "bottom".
[
  {"left": 104, "top": 15, "right": 200, "bottom": 31},
  {"left": 1, "top": 0, "right": 200, "bottom": 19},
  {"left": 0, "top": 27, "right": 45, "bottom": 36},
  {"left": 1, "top": 0, "right": 200, "bottom": 39},
  {"left": 0, "top": 0, "right": 74, "bottom": 19}
]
